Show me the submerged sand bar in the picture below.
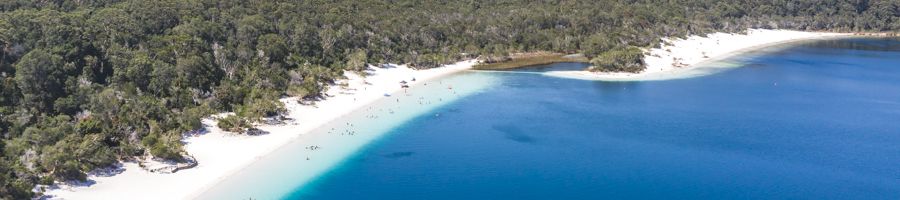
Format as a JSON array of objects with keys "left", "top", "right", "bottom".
[{"left": 545, "top": 29, "right": 852, "bottom": 81}]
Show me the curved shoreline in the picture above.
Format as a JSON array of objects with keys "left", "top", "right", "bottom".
[
  {"left": 45, "top": 60, "right": 478, "bottom": 200},
  {"left": 43, "top": 30, "right": 866, "bottom": 200},
  {"left": 196, "top": 71, "right": 498, "bottom": 199},
  {"left": 545, "top": 29, "right": 855, "bottom": 81}
]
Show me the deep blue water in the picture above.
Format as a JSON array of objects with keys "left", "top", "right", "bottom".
[{"left": 289, "top": 38, "right": 900, "bottom": 199}]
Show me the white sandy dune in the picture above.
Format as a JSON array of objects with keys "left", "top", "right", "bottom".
[
  {"left": 545, "top": 29, "right": 851, "bottom": 81},
  {"left": 44, "top": 60, "right": 477, "bottom": 200}
]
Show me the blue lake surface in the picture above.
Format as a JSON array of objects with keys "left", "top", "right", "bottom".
[{"left": 210, "top": 38, "right": 900, "bottom": 199}]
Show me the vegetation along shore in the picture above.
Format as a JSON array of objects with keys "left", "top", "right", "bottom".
[{"left": 1, "top": 0, "right": 899, "bottom": 198}]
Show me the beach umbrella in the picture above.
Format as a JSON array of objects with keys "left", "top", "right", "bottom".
[{"left": 400, "top": 80, "right": 408, "bottom": 84}]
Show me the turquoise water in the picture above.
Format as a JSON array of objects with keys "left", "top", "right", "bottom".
[
  {"left": 204, "top": 38, "right": 900, "bottom": 199},
  {"left": 197, "top": 72, "right": 500, "bottom": 199}
]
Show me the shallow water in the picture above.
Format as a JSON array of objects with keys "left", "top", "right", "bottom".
[
  {"left": 196, "top": 72, "right": 499, "bottom": 199},
  {"left": 203, "top": 38, "right": 900, "bottom": 199}
]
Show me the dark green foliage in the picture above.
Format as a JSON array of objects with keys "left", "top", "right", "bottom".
[
  {"left": 141, "top": 121, "right": 185, "bottom": 161},
  {"left": 0, "top": 0, "right": 897, "bottom": 197},
  {"left": 0, "top": 156, "right": 34, "bottom": 199},
  {"left": 13, "top": 49, "right": 66, "bottom": 111},
  {"left": 590, "top": 47, "right": 646, "bottom": 73}
]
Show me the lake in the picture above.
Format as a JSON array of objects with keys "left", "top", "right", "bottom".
[{"left": 200, "top": 37, "right": 900, "bottom": 199}]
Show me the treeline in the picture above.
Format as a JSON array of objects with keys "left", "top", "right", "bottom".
[
  {"left": 1, "top": 0, "right": 898, "bottom": 198},
  {"left": 584, "top": 0, "right": 900, "bottom": 71}
]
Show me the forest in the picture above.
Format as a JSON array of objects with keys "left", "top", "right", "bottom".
[{"left": 1, "top": 0, "right": 898, "bottom": 198}]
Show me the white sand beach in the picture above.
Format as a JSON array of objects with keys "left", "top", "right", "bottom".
[
  {"left": 44, "top": 60, "right": 478, "bottom": 200},
  {"left": 545, "top": 29, "right": 851, "bottom": 81},
  {"left": 42, "top": 29, "right": 852, "bottom": 200}
]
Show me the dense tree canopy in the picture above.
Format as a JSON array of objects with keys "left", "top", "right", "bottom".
[{"left": 1, "top": 0, "right": 897, "bottom": 198}]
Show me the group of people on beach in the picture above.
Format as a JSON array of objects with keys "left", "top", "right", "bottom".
[
  {"left": 305, "top": 145, "right": 321, "bottom": 150},
  {"left": 307, "top": 76, "right": 459, "bottom": 163}
]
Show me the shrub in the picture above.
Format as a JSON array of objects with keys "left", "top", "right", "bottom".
[
  {"left": 217, "top": 115, "right": 250, "bottom": 133},
  {"left": 589, "top": 46, "right": 646, "bottom": 73}
]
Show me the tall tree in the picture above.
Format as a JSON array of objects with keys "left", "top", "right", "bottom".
[{"left": 14, "top": 49, "right": 66, "bottom": 111}]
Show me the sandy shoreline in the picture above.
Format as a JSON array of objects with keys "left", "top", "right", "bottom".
[
  {"left": 545, "top": 29, "right": 853, "bottom": 81},
  {"left": 44, "top": 60, "right": 478, "bottom": 200},
  {"left": 43, "top": 29, "right": 857, "bottom": 200}
]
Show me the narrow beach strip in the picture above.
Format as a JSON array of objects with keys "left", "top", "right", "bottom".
[{"left": 545, "top": 29, "right": 852, "bottom": 81}]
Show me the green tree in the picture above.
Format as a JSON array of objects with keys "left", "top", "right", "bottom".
[
  {"left": 257, "top": 34, "right": 289, "bottom": 64},
  {"left": 345, "top": 48, "right": 368, "bottom": 72},
  {"left": 589, "top": 46, "right": 645, "bottom": 73},
  {"left": 14, "top": 50, "right": 66, "bottom": 111}
]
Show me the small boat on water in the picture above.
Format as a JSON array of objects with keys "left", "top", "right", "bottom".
[{"left": 384, "top": 93, "right": 391, "bottom": 97}]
